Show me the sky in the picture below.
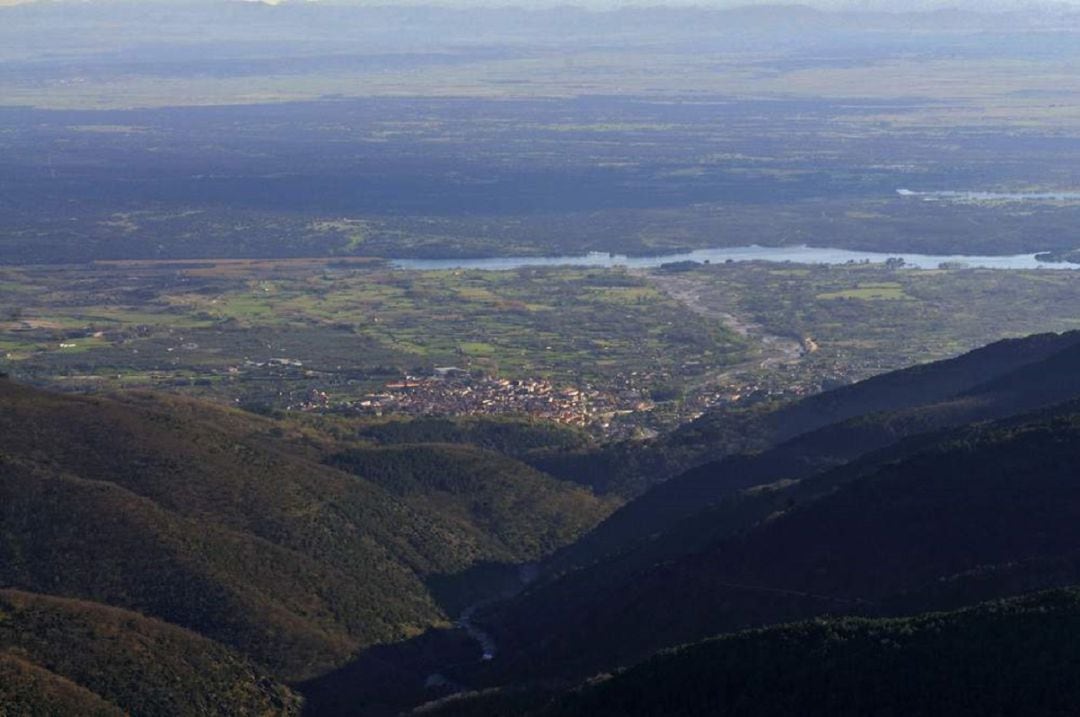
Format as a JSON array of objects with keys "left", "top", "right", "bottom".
[
  {"left": 359, "top": 0, "right": 1080, "bottom": 5},
  {"left": 1, "top": 0, "right": 1079, "bottom": 8}
]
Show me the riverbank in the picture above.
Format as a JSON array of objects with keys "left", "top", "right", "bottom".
[{"left": 391, "top": 245, "right": 1076, "bottom": 272}]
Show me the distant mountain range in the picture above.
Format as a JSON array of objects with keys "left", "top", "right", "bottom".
[{"left": 3, "top": 2, "right": 1078, "bottom": 51}]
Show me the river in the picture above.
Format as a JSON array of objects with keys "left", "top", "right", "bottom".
[
  {"left": 898, "top": 189, "right": 1080, "bottom": 202},
  {"left": 391, "top": 245, "right": 1078, "bottom": 272}
]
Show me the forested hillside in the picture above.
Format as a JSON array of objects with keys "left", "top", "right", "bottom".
[
  {"left": 6, "top": 1, "right": 1080, "bottom": 713},
  {"left": 0, "top": 379, "right": 610, "bottom": 690},
  {"left": 424, "top": 589, "right": 1080, "bottom": 717},
  {"left": 548, "top": 330, "right": 1080, "bottom": 572},
  {"left": 7, "top": 332, "right": 1080, "bottom": 715},
  {"left": 476, "top": 398, "right": 1080, "bottom": 683},
  {"left": 327, "top": 444, "right": 612, "bottom": 562},
  {"left": 289, "top": 332, "right": 1080, "bottom": 714},
  {"left": 536, "top": 330, "right": 1080, "bottom": 499},
  {"left": 0, "top": 590, "right": 301, "bottom": 716}
]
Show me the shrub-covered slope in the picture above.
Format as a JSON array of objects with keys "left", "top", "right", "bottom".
[
  {"left": 0, "top": 653, "right": 125, "bottom": 717},
  {"left": 350, "top": 416, "right": 592, "bottom": 459},
  {"left": 0, "top": 589, "right": 300, "bottom": 716},
  {"left": 327, "top": 444, "right": 613, "bottom": 562},
  {"left": 0, "top": 380, "right": 610, "bottom": 680}
]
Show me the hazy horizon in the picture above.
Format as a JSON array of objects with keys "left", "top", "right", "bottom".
[{"left": 4, "top": 0, "right": 1080, "bottom": 10}]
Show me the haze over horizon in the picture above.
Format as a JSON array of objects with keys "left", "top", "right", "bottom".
[{"left": 3, "top": 0, "right": 1080, "bottom": 9}]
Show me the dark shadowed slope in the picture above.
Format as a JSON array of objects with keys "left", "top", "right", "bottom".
[
  {"left": 425, "top": 589, "right": 1080, "bottom": 717},
  {"left": 303, "top": 331, "right": 1080, "bottom": 713},
  {"left": 551, "top": 331, "right": 1080, "bottom": 573},
  {"left": 476, "top": 394, "right": 1080, "bottom": 683},
  {"left": 539, "top": 330, "right": 1080, "bottom": 499}
]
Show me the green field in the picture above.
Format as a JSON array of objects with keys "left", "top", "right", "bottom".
[
  {"left": 651, "top": 262, "right": 1080, "bottom": 399},
  {"left": 815, "top": 283, "right": 912, "bottom": 301},
  {"left": 4, "top": 258, "right": 1080, "bottom": 438},
  {"left": 0, "top": 260, "right": 744, "bottom": 433}
]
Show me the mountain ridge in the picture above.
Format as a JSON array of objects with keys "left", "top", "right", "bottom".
[{"left": 0, "top": 378, "right": 610, "bottom": 682}]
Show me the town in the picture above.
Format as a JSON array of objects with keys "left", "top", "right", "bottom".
[
  {"left": 342, "top": 368, "right": 649, "bottom": 432},
  {"left": 299, "top": 361, "right": 845, "bottom": 439}
]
